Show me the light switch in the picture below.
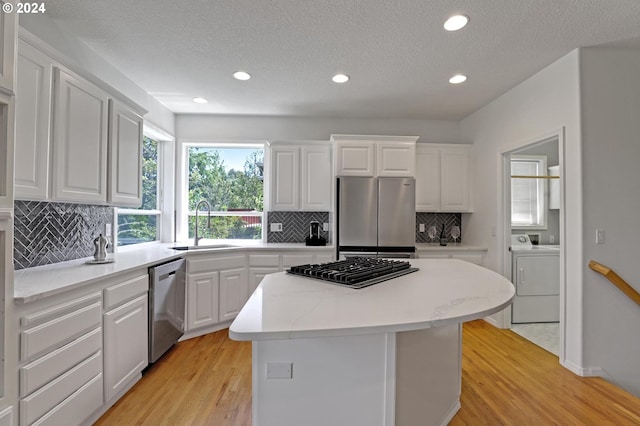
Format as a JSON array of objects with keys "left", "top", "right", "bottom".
[
  {"left": 419, "top": 224, "right": 425, "bottom": 233},
  {"left": 596, "top": 228, "right": 605, "bottom": 244}
]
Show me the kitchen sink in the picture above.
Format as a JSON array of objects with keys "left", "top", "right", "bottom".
[{"left": 170, "top": 244, "right": 238, "bottom": 251}]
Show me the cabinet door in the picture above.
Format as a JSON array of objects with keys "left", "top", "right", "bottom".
[
  {"left": 103, "top": 295, "right": 148, "bottom": 402},
  {"left": 376, "top": 142, "right": 416, "bottom": 177},
  {"left": 301, "top": 145, "right": 332, "bottom": 211},
  {"left": 219, "top": 268, "right": 249, "bottom": 322},
  {"left": 0, "top": 4, "right": 16, "bottom": 92},
  {"left": 415, "top": 146, "right": 441, "bottom": 211},
  {"left": 14, "top": 41, "right": 52, "bottom": 200},
  {"left": 108, "top": 99, "right": 143, "bottom": 207},
  {"left": 270, "top": 146, "right": 299, "bottom": 210},
  {"left": 186, "top": 271, "right": 219, "bottom": 330},
  {"left": 335, "top": 141, "right": 375, "bottom": 177},
  {"left": 0, "top": 91, "right": 14, "bottom": 209},
  {"left": 51, "top": 68, "right": 109, "bottom": 203},
  {"left": 248, "top": 267, "right": 279, "bottom": 295},
  {"left": 440, "top": 148, "right": 470, "bottom": 212}
]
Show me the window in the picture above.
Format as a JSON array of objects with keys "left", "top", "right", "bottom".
[
  {"left": 187, "top": 146, "right": 264, "bottom": 240},
  {"left": 511, "top": 155, "right": 547, "bottom": 229},
  {"left": 117, "top": 135, "right": 162, "bottom": 246}
]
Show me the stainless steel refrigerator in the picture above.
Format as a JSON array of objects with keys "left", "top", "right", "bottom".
[{"left": 337, "top": 177, "right": 416, "bottom": 258}]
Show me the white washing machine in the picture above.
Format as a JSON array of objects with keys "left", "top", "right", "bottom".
[{"left": 510, "top": 234, "right": 560, "bottom": 323}]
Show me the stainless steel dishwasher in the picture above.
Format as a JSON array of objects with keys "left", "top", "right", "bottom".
[{"left": 148, "top": 258, "right": 186, "bottom": 363}]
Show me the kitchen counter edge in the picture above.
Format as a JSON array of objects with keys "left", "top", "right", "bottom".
[{"left": 14, "top": 242, "right": 335, "bottom": 303}]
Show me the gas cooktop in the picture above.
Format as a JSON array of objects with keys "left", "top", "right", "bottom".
[{"left": 287, "top": 257, "right": 419, "bottom": 289}]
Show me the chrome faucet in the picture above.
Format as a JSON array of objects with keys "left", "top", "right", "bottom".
[{"left": 194, "top": 200, "right": 211, "bottom": 246}]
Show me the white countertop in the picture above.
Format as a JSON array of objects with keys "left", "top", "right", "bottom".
[
  {"left": 229, "top": 259, "right": 514, "bottom": 341},
  {"left": 14, "top": 241, "right": 334, "bottom": 303}
]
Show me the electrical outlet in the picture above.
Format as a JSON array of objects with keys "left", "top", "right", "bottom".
[
  {"left": 419, "top": 223, "right": 425, "bottom": 232},
  {"left": 270, "top": 223, "right": 282, "bottom": 232},
  {"left": 549, "top": 235, "right": 555, "bottom": 244},
  {"left": 105, "top": 223, "right": 112, "bottom": 236},
  {"left": 323, "top": 222, "right": 329, "bottom": 232}
]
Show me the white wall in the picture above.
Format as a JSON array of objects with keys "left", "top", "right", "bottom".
[
  {"left": 579, "top": 47, "right": 640, "bottom": 395},
  {"left": 176, "top": 115, "right": 460, "bottom": 143},
  {"left": 460, "top": 51, "right": 583, "bottom": 370}
]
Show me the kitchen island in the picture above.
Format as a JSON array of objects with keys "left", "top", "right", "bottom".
[{"left": 229, "top": 259, "right": 515, "bottom": 426}]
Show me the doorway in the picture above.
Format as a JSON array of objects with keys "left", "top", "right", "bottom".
[{"left": 501, "top": 129, "right": 565, "bottom": 359}]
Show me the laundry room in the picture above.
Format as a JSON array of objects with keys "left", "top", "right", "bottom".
[{"left": 509, "top": 136, "right": 561, "bottom": 355}]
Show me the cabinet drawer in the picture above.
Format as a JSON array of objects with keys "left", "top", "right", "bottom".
[
  {"left": 188, "top": 255, "right": 245, "bottom": 274},
  {"left": 248, "top": 254, "right": 280, "bottom": 267},
  {"left": 20, "top": 328, "right": 102, "bottom": 397},
  {"left": 103, "top": 274, "right": 148, "bottom": 309},
  {"left": 31, "top": 373, "right": 103, "bottom": 426},
  {"left": 21, "top": 301, "right": 102, "bottom": 362},
  {"left": 20, "top": 351, "right": 102, "bottom": 426}
]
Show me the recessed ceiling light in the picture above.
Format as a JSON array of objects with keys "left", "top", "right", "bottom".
[
  {"left": 192, "top": 97, "right": 208, "bottom": 104},
  {"left": 233, "top": 71, "right": 251, "bottom": 81},
  {"left": 332, "top": 74, "right": 350, "bottom": 83},
  {"left": 449, "top": 74, "right": 467, "bottom": 84},
  {"left": 444, "top": 14, "right": 469, "bottom": 31}
]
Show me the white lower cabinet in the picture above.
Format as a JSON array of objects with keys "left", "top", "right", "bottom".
[
  {"left": 16, "top": 271, "right": 150, "bottom": 426},
  {"left": 18, "top": 292, "right": 104, "bottom": 426},
  {"left": 219, "top": 268, "right": 249, "bottom": 322},
  {"left": 185, "top": 253, "right": 249, "bottom": 331},
  {"left": 417, "top": 249, "right": 486, "bottom": 266},
  {"left": 103, "top": 294, "right": 148, "bottom": 402},
  {"left": 186, "top": 271, "right": 220, "bottom": 331},
  {"left": 248, "top": 268, "right": 279, "bottom": 294}
]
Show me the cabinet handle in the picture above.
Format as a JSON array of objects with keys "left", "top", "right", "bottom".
[{"left": 519, "top": 267, "right": 525, "bottom": 284}]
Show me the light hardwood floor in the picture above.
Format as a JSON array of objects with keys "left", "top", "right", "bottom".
[{"left": 95, "top": 320, "right": 640, "bottom": 425}]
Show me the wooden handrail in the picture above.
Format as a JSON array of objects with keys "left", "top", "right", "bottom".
[{"left": 589, "top": 260, "right": 640, "bottom": 306}]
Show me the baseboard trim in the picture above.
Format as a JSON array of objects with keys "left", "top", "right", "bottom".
[
  {"left": 561, "top": 359, "right": 603, "bottom": 377},
  {"left": 180, "top": 320, "right": 232, "bottom": 341}
]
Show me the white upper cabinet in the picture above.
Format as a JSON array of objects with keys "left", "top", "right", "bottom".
[
  {"left": 376, "top": 141, "right": 416, "bottom": 177},
  {"left": 269, "top": 145, "right": 299, "bottom": 211},
  {"left": 415, "top": 146, "right": 440, "bottom": 211},
  {"left": 15, "top": 36, "right": 147, "bottom": 206},
  {"left": 108, "top": 99, "right": 143, "bottom": 207},
  {"left": 440, "top": 147, "right": 470, "bottom": 211},
  {"left": 334, "top": 140, "right": 375, "bottom": 177},
  {"left": 51, "top": 68, "right": 109, "bottom": 204},
  {"left": 332, "top": 135, "right": 418, "bottom": 177},
  {"left": 268, "top": 142, "right": 332, "bottom": 211},
  {"left": 415, "top": 144, "right": 473, "bottom": 212},
  {"left": 15, "top": 40, "right": 52, "bottom": 200},
  {"left": 301, "top": 145, "right": 332, "bottom": 211},
  {"left": 0, "top": 4, "right": 16, "bottom": 93}
]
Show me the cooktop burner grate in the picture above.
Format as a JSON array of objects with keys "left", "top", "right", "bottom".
[{"left": 286, "top": 257, "right": 419, "bottom": 289}]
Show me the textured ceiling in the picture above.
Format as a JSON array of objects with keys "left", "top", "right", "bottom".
[{"left": 42, "top": 0, "right": 640, "bottom": 119}]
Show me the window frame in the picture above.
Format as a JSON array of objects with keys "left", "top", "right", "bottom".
[
  {"left": 510, "top": 155, "right": 548, "bottom": 230},
  {"left": 178, "top": 141, "right": 266, "bottom": 243},
  {"left": 116, "top": 124, "right": 175, "bottom": 249}
]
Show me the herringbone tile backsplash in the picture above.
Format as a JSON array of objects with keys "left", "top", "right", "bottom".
[
  {"left": 267, "top": 211, "right": 331, "bottom": 243},
  {"left": 14, "top": 201, "right": 113, "bottom": 270},
  {"left": 415, "top": 213, "right": 462, "bottom": 244}
]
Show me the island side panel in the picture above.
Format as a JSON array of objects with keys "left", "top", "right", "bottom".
[
  {"left": 252, "top": 333, "right": 396, "bottom": 426},
  {"left": 395, "top": 324, "right": 462, "bottom": 426}
]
